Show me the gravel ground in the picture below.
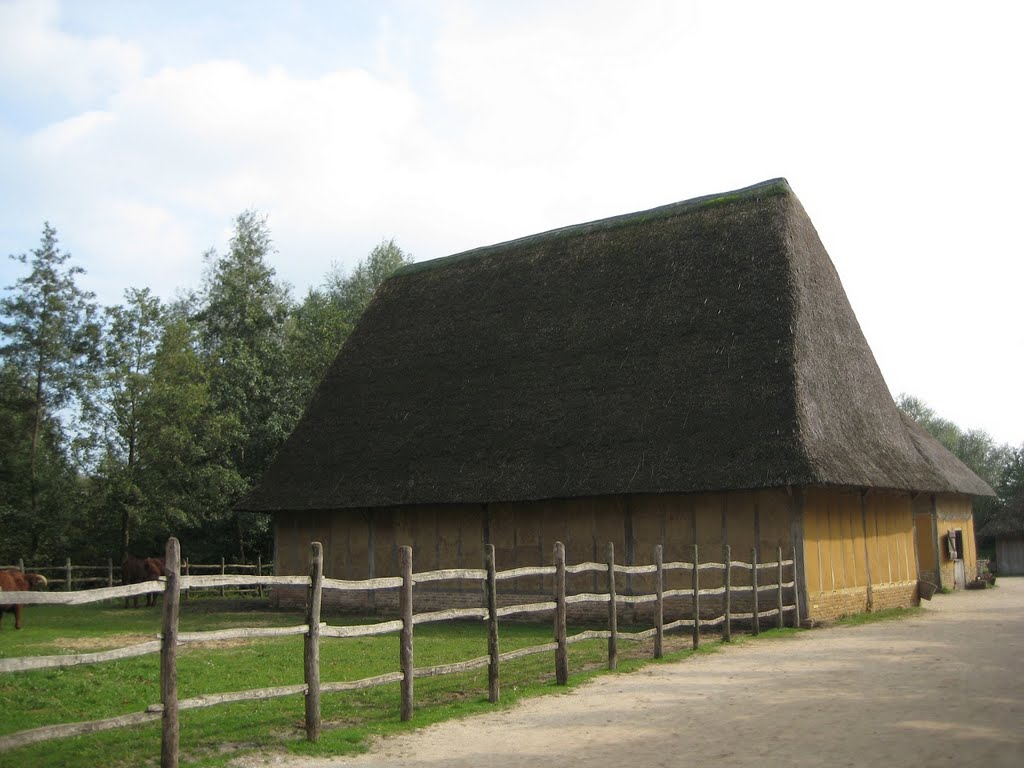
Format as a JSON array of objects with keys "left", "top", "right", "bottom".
[{"left": 238, "top": 578, "right": 1024, "bottom": 768}]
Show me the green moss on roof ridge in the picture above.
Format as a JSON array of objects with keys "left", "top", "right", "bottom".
[{"left": 395, "top": 177, "right": 792, "bottom": 279}]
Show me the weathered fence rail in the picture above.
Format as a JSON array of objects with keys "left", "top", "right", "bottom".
[
  {"left": 0, "top": 539, "right": 800, "bottom": 767},
  {"left": 1, "top": 557, "right": 272, "bottom": 592}
]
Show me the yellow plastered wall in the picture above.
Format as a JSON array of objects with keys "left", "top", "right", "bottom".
[
  {"left": 273, "top": 489, "right": 797, "bottom": 592},
  {"left": 802, "top": 489, "right": 918, "bottom": 620},
  {"left": 935, "top": 494, "right": 976, "bottom": 587}
]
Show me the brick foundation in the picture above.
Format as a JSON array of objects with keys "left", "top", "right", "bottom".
[{"left": 807, "top": 581, "right": 918, "bottom": 622}]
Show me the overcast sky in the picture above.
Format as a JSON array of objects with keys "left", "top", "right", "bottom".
[{"left": 1, "top": 0, "right": 1021, "bottom": 446}]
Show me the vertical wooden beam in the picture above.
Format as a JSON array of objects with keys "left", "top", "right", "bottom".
[
  {"left": 654, "top": 544, "right": 664, "bottom": 659},
  {"left": 791, "top": 545, "right": 802, "bottom": 629},
  {"left": 220, "top": 556, "right": 226, "bottom": 598},
  {"left": 860, "top": 490, "right": 875, "bottom": 612},
  {"left": 107, "top": 558, "right": 114, "bottom": 589},
  {"left": 257, "top": 554, "right": 263, "bottom": 599},
  {"left": 399, "top": 545, "right": 414, "bottom": 720},
  {"left": 305, "top": 542, "right": 323, "bottom": 741},
  {"left": 485, "top": 544, "right": 499, "bottom": 703},
  {"left": 183, "top": 559, "right": 190, "bottom": 601},
  {"left": 776, "top": 546, "right": 784, "bottom": 629},
  {"left": 723, "top": 544, "right": 732, "bottom": 642},
  {"left": 788, "top": 487, "right": 809, "bottom": 625},
  {"left": 606, "top": 541, "right": 617, "bottom": 671},
  {"left": 751, "top": 548, "right": 760, "bottom": 636},
  {"left": 554, "top": 541, "right": 568, "bottom": 685},
  {"left": 691, "top": 544, "right": 700, "bottom": 650},
  {"left": 160, "top": 537, "right": 181, "bottom": 768},
  {"left": 65, "top": 558, "right": 72, "bottom": 591},
  {"left": 930, "top": 494, "right": 942, "bottom": 590}
]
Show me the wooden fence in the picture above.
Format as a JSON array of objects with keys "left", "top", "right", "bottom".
[
  {"left": 0, "top": 557, "right": 271, "bottom": 594},
  {"left": 0, "top": 538, "right": 799, "bottom": 767}
]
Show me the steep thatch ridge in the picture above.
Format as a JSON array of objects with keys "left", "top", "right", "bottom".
[
  {"left": 898, "top": 413, "right": 995, "bottom": 496},
  {"left": 238, "top": 179, "right": 989, "bottom": 513}
]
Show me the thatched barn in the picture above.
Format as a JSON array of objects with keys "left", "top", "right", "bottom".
[
  {"left": 978, "top": 491, "right": 1024, "bottom": 576},
  {"left": 238, "top": 178, "right": 993, "bottom": 622}
]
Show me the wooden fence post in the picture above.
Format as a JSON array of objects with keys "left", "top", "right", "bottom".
[
  {"left": 485, "top": 544, "right": 499, "bottom": 703},
  {"left": 792, "top": 545, "right": 802, "bottom": 628},
  {"left": 399, "top": 545, "right": 414, "bottom": 721},
  {"left": 691, "top": 544, "right": 700, "bottom": 650},
  {"left": 65, "top": 558, "right": 72, "bottom": 591},
  {"left": 606, "top": 541, "right": 617, "bottom": 671},
  {"left": 751, "top": 548, "right": 760, "bottom": 636},
  {"left": 304, "top": 542, "right": 323, "bottom": 741},
  {"left": 723, "top": 544, "right": 732, "bottom": 643},
  {"left": 160, "top": 537, "right": 181, "bottom": 768},
  {"left": 18, "top": 558, "right": 24, "bottom": 574},
  {"left": 220, "top": 557, "right": 226, "bottom": 597},
  {"left": 107, "top": 558, "right": 114, "bottom": 589},
  {"left": 554, "top": 541, "right": 568, "bottom": 685},
  {"left": 777, "top": 546, "right": 785, "bottom": 629},
  {"left": 257, "top": 554, "right": 263, "bottom": 599},
  {"left": 183, "top": 559, "right": 190, "bottom": 601},
  {"left": 654, "top": 544, "right": 664, "bottom": 659}
]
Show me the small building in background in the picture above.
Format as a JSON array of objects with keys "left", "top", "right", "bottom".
[
  {"left": 978, "top": 490, "right": 1024, "bottom": 576},
  {"left": 238, "top": 179, "right": 993, "bottom": 622}
]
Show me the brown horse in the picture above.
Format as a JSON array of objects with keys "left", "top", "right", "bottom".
[
  {"left": 0, "top": 569, "right": 48, "bottom": 629},
  {"left": 121, "top": 554, "right": 165, "bottom": 608}
]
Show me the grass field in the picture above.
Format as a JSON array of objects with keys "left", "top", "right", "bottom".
[{"left": 0, "top": 597, "right": 734, "bottom": 768}]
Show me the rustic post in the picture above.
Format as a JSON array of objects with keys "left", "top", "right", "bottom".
[
  {"left": 751, "top": 548, "right": 760, "bottom": 636},
  {"left": 399, "top": 545, "right": 414, "bottom": 721},
  {"left": 220, "top": 556, "right": 226, "bottom": 597},
  {"left": 257, "top": 554, "right": 263, "bottom": 598},
  {"left": 654, "top": 544, "right": 664, "bottom": 659},
  {"left": 691, "top": 544, "right": 700, "bottom": 650},
  {"left": 777, "top": 546, "right": 785, "bottom": 629},
  {"left": 65, "top": 557, "right": 72, "bottom": 591},
  {"left": 554, "top": 541, "right": 568, "bottom": 685},
  {"left": 792, "top": 545, "right": 802, "bottom": 628},
  {"left": 304, "top": 542, "right": 323, "bottom": 741},
  {"left": 606, "top": 541, "right": 617, "bottom": 671},
  {"left": 18, "top": 557, "right": 24, "bottom": 574},
  {"left": 723, "top": 544, "right": 732, "bottom": 642},
  {"left": 160, "top": 537, "right": 181, "bottom": 768},
  {"left": 183, "top": 559, "right": 190, "bottom": 601},
  {"left": 485, "top": 544, "right": 499, "bottom": 703},
  {"left": 107, "top": 558, "right": 114, "bottom": 589}
]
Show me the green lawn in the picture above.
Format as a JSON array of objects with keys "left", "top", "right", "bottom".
[{"left": 0, "top": 598, "right": 725, "bottom": 768}]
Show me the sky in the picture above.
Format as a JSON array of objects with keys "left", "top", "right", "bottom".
[{"left": 1, "top": 0, "right": 1021, "bottom": 446}]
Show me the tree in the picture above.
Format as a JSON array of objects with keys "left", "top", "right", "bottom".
[
  {"left": 0, "top": 224, "right": 99, "bottom": 555},
  {"left": 84, "top": 288, "right": 163, "bottom": 553},
  {"left": 325, "top": 237, "right": 414, "bottom": 324},
  {"left": 196, "top": 211, "right": 294, "bottom": 560}
]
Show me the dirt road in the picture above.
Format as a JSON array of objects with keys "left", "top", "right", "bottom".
[{"left": 243, "top": 578, "right": 1024, "bottom": 768}]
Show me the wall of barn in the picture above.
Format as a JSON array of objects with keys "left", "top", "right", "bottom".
[
  {"left": 801, "top": 489, "right": 919, "bottom": 621},
  {"left": 272, "top": 489, "right": 799, "bottom": 623},
  {"left": 913, "top": 494, "right": 939, "bottom": 585},
  {"left": 934, "top": 495, "right": 976, "bottom": 588}
]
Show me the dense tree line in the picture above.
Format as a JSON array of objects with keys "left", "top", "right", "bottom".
[
  {"left": 896, "top": 394, "right": 1024, "bottom": 537},
  {"left": 0, "top": 214, "right": 411, "bottom": 566}
]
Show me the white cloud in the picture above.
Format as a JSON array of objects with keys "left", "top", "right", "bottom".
[{"left": 0, "top": 0, "right": 143, "bottom": 107}]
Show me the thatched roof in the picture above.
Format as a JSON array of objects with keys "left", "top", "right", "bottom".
[
  {"left": 238, "top": 179, "right": 993, "bottom": 513},
  {"left": 898, "top": 413, "right": 995, "bottom": 497},
  {"left": 978, "top": 491, "right": 1024, "bottom": 539}
]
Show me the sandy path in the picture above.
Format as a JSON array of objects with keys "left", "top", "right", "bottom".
[{"left": 241, "top": 579, "right": 1024, "bottom": 768}]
